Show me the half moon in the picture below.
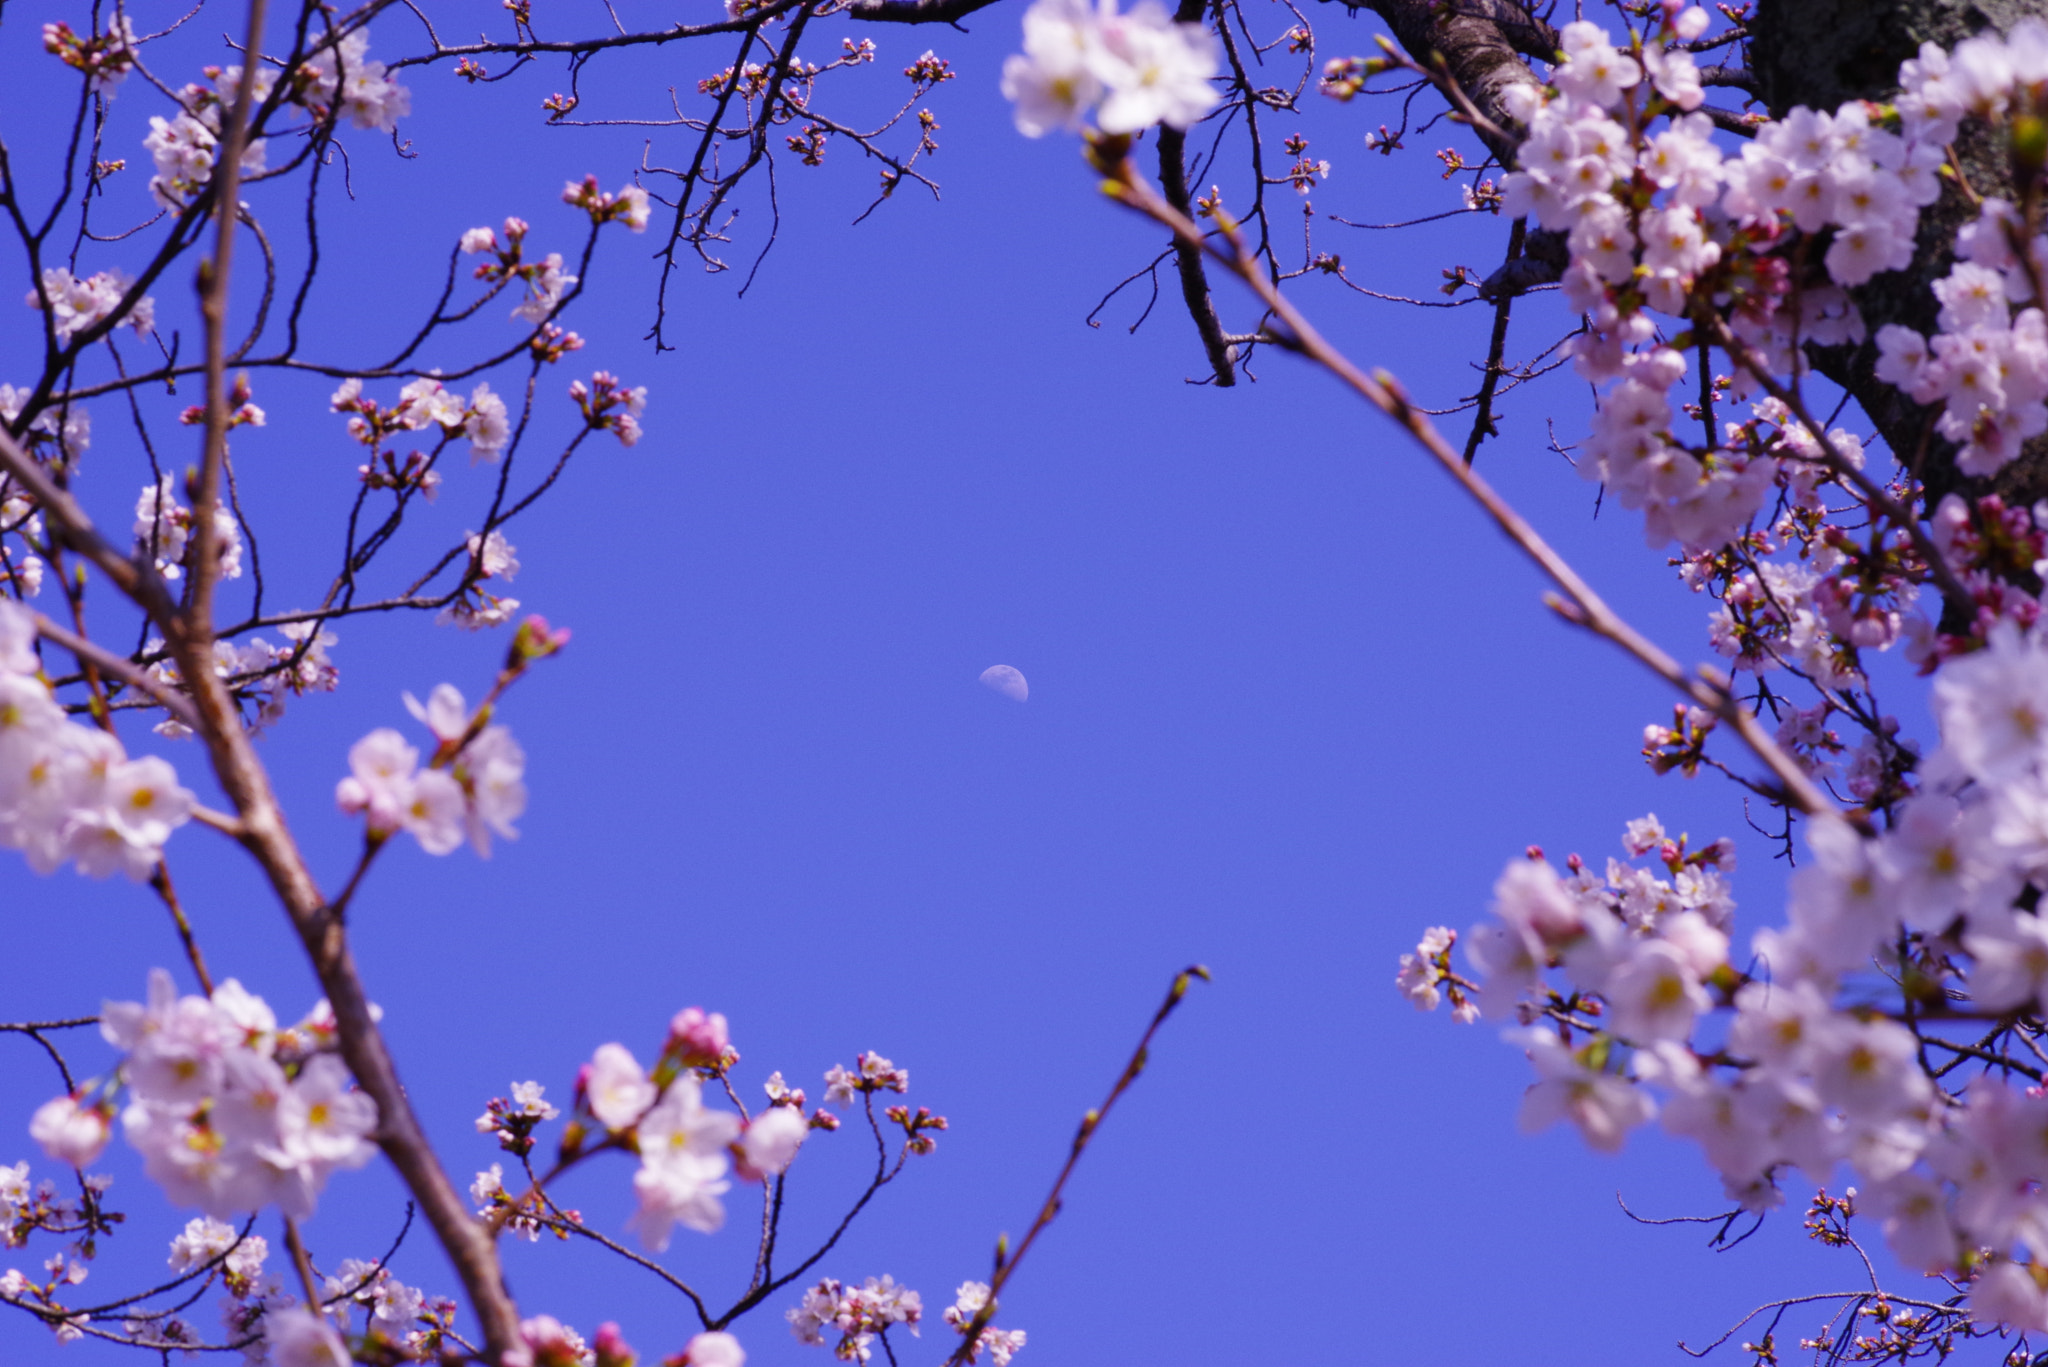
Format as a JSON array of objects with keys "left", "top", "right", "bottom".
[{"left": 979, "top": 664, "right": 1028, "bottom": 703}]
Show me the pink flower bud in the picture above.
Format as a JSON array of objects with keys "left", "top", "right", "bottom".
[
  {"left": 593, "top": 1322, "right": 638, "bottom": 1367},
  {"left": 667, "top": 1007, "right": 730, "bottom": 1066}
]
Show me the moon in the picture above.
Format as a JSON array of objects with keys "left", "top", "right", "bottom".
[{"left": 979, "top": 665, "right": 1028, "bottom": 703}]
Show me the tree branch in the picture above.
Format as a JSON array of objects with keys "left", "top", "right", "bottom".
[
  {"left": 31, "top": 614, "right": 201, "bottom": 734},
  {"left": 1103, "top": 156, "right": 1845, "bottom": 823},
  {"left": 1357, "top": 0, "right": 1550, "bottom": 167},
  {"left": 0, "top": 429, "right": 171, "bottom": 626},
  {"left": 844, "top": 0, "right": 1006, "bottom": 23},
  {"left": 1155, "top": 117, "right": 1237, "bottom": 386}
]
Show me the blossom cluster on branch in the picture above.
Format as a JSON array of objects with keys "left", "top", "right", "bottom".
[
  {"left": 0, "top": 601, "right": 194, "bottom": 879},
  {"left": 1348, "top": 9, "right": 2048, "bottom": 1344}
]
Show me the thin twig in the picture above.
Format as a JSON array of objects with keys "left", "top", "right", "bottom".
[{"left": 940, "top": 965, "right": 1209, "bottom": 1366}]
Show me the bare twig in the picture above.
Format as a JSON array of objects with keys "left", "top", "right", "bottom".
[{"left": 941, "top": 965, "right": 1209, "bottom": 1365}]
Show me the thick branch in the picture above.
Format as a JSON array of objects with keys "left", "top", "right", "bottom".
[
  {"left": 1156, "top": 120, "right": 1237, "bottom": 386},
  {"left": 844, "top": 0, "right": 1006, "bottom": 22},
  {"left": 119, "top": 4, "right": 530, "bottom": 1356},
  {"left": 1356, "top": 0, "right": 1552, "bottom": 167}
]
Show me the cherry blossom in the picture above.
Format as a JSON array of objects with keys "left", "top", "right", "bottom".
[
  {"left": 1001, "top": 0, "right": 1218, "bottom": 137},
  {"left": 789, "top": 1275, "right": 924, "bottom": 1363},
  {"left": 943, "top": 1282, "right": 1027, "bottom": 1366},
  {"left": 582, "top": 1043, "right": 657, "bottom": 1131},
  {"left": 0, "top": 602, "right": 197, "bottom": 879},
  {"left": 77, "top": 971, "right": 378, "bottom": 1220},
  {"left": 335, "top": 687, "right": 526, "bottom": 855},
  {"left": 31, "top": 267, "right": 154, "bottom": 341},
  {"left": 628, "top": 1075, "right": 741, "bottom": 1249},
  {"left": 678, "top": 1330, "right": 747, "bottom": 1367}
]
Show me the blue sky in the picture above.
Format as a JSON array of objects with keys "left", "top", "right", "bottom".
[{"left": 1, "top": 4, "right": 1917, "bottom": 1364}]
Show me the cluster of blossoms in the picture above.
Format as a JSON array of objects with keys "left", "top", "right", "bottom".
[
  {"left": 1465, "top": 7, "right": 1949, "bottom": 552},
  {"left": 142, "top": 59, "right": 283, "bottom": 211},
  {"left": 942, "top": 1283, "right": 1026, "bottom": 1367},
  {"left": 1395, "top": 926, "right": 1471, "bottom": 1019},
  {"left": 332, "top": 375, "right": 511, "bottom": 470},
  {"left": 441, "top": 529, "right": 522, "bottom": 631},
  {"left": 135, "top": 475, "right": 245, "bottom": 583},
  {"left": 787, "top": 1276, "right": 922, "bottom": 1363},
  {"left": 0, "top": 1252, "right": 93, "bottom": 1343},
  {"left": 462, "top": 217, "right": 580, "bottom": 325},
  {"left": 1406, "top": 612, "right": 2048, "bottom": 1329},
  {"left": 1, "top": 1163, "right": 47, "bottom": 1245},
  {"left": 335, "top": 682, "right": 527, "bottom": 856},
  {"left": 166, "top": 1215, "right": 269, "bottom": 1292},
  {"left": 1001, "top": 0, "right": 1220, "bottom": 138},
  {"left": 475, "top": 1081, "right": 561, "bottom": 1158},
  {"left": 0, "top": 491, "right": 44, "bottom": 602},
  {"left": 563, "top": 176, "right": 653, "bottom": 232},
  {"left": 41, "top": 17, "right": 136, "bottom": 91},
  {"left": 10, "top": 1213, "right": 277, "bottom": 1354},
  {"left": 569, "top": 372, "right": 647, "bottom": 447},
  {"left": 296, "top": 29, "right": 413, "bottom": 132},
  {"left": 0, "top": 383, "right": 88, "bottom": 462},
  {"left": 31, "top": 266, "right": 154, "bottom": 343},
  {"left": 99, "top": 1214, "right": 332, "bottom": 1358},
  {"left": 471, "top": 1017, "right": 927, "bottom": 1270},
  {"left": 1, "top": 1160, "right": 109, "bottom": 1258},
  {"left": 0, "top": 600, "right": 196, "bottom": 879},
  {"left": 144, "top": 621, "right": 340, "bottom": 738},
  {"left": 577, "top": 1010, "right": 807, "bottom": 1250},
  {"left": 815, "top": 1050, "right": 950, "bottom": 1152},
  {"left": 1872, "top": 28, "right": 2048, "bottom": 475},
  {"left": 823, "top": 1050, "right": 909, "bottom": 1105},
  {"left": 468, "top": 1162, "right": 541, "bottom": 1240},
  {"left": 142, "top": 77, "right": 269, "bottom": 211},
  {"left": 140, "top": 29, "right": 407, "bottom": 208},
  {"left": 1382, "top": 42, "right": 2048, "bottom": 1329},
  {"left": 319, "top": 1255, "right": 455, "bottom": 1358},
  {"left": 783, "top": 1277, "right": 1024, "bottom": 1366},
  {"left": 31, "top": 971, "right": 377, "bottom": 1220}
]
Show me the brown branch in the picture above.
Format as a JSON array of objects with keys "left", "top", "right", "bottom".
[
  {"left": 100, "top": 6, "right": 531, "bottom": 1358},
  {"left": 1697, "top": 63, "right": 1757, "bottom": 92},
  {"left": 1102, "top": 156, "right": 1845, "bottom": 824},
  {"left": 149, "top": 861, "right": 214, "bottom": 995},
  {"left": 0, "top": 430, "right": 170, "bottom": 626},
  {"left": 31, "top": 613, "right": 201, "bottom": 733},
  {"left": 385, "top": 6, "right": 797, "bottom": 69},
  {"left": 187, "top": 0, "right": 267, "bottom": 644}
]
